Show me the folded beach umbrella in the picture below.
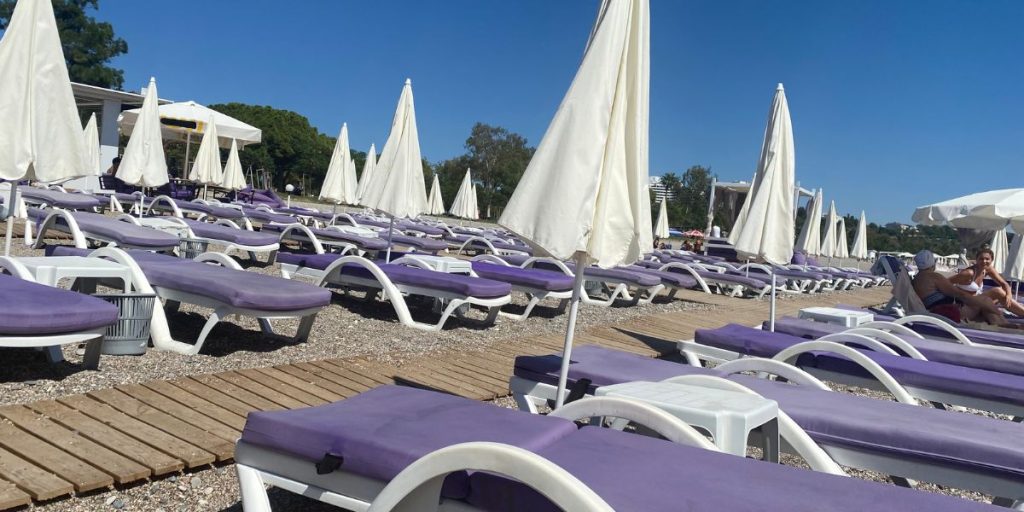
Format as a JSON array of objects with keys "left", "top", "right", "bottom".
[
  {"left": 188, "top": 115, "right": 223, "bottom": 187},
  {"left": 449, "top": 169, "right": 479, "bottom": 220},
  {"left": 1005, "top": 232, "right": 1024, "bottom": 281},
  {"left": 796, "top": 188, "right": 823, "bottom": 256},
  {"left": 220, "top": 139, "right": 246, "bottom": 191},
  {"left": 0, "top": 0, "right": 90, "bottom": 254},
  {"left": 344, "top": 138, "right": 359, "bottom": 206},
  {"left": 355, "top": 144, "right": 377, "bottom": 202},
  {"left": 83, "top": 113, "right": 101, "bottom": 176},
  {"left": 990, "top": 226, "right": 1009, "bottom": 273},
  {"left": 835, "top": 217, "right": 849, "bottom": 259},
  {"left": 819, "top": 200, "right": 838, "bottom": 259},
  {"left": 427, "top": 173, "right": 445, "bottom": 215},
  {"left": 499, "top": 0, "right": 650, "bottom": 407},
  {"left": 653, "top": 198, "right": 670, "bottom": 239},
  {"left": 728, "top": 83, "right": 795, "bottom": 331},
  {"left": 117, "top": 77, "right": 168, "bottom": 189},
  {"left": 320, "top": 123, "right": 358, "bottom": 206},
  {"left": 362, "top": 79, "right": 429, "bottom": 259},
  {"left": 472, "top": 184, "right": 480, "bottom": 219},
  {"left": 851, "top": 210, "right": 869, "bottom": 260}
]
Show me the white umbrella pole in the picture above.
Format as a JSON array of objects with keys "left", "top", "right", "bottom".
[
  {"left": 769, "top": 267, "right": 777, "bottom": 332},
  {"left": 554, "top": 253, "right": 588, "bottom": 409},
  {"left": 3, "top": 184, "right": 16, "bottom": 256},
  {"left": 385, "top": 215, "right": 396, "bottom": 263}
]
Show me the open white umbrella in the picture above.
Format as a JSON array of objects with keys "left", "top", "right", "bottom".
[
  {"left": 990, "top": 226, "right": 1009, "bottom": 273},
  {"left": 362, "top": 79, "right": 429, "bottom": 260},
  {"left": 427, "top": 173, "right": 445, "bottom": 215},
  {"left": 449, "top": 169, "right": 479, "bottom": 220},
  {"left": 728, "top": 83, "right": 795, "bottom": 331},
  {"left": 796, "top": 188, "right": 822, "bottom": 256},
  {"left": 320, "top": 123, "right": 358, "bottom": 207},
  {"left": 819, "top": 200, "right": 838, "bottom": 259},
  {"left": 0, "top": 0, "right": 90, "bottom": 254},
  {"left": 653, "top": 198, "right": 670, "bottom": 239},
  {"left": 835, "top": 217, "right": 849, "bottom": 259},
  {"left": 220, "top": 139, "right": 246, "bottom": 192},
  {"left": 83, "top": 113, "right": 101, "bottom": 176},
  {"left": 912, "top": 189, "right": 1024, "bottom": 230},
  {"left": 499, "top": 0, "right": 650, "bottom": 408},
  {"left": 851, "top": 210, "right": 869, "bottom": 260},
  {"left": 117, "top": 78, "right": 168, "bottom": 191},
  {"left": 188, "top": 115, "right": 223, "bottom": 195},
  {"left": 355, "top": 144, "right": 377, "bottom": 202}
]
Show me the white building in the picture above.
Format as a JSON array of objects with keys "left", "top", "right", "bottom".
[{"left": 649, "top": 175, "right": 675, "bottom": 202}]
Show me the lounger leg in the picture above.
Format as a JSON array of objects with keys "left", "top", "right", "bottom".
[
  {"left": 81, "top": 337, "right": 103, "bottom": 370},
  {"left": 294, "top": 314, "right": 317, "bottom": 342},
  {"left": 257, "top": 318, "right": 275, "bottom": 336},
  {"left": 43, "top": 345, "right": 64, "bottom": 364},
  {"left": 191, "top": 308, "right": 227, "bottom": 355},
  {"left": 236, "top": 465, "right": 272, "bottom": 512},
  {"left": 164, "top": 300, "right": 181, "bottom": 314}
]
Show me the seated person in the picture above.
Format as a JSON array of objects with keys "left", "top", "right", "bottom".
[
  {"left": 912, "top": 250, "right": 1010, "bottom": 326},
  {"left": 950, "top": 247, "right": 1024, "bottom": 317}
]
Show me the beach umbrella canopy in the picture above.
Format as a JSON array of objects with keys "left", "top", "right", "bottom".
[
  {"left": 819, "top": 200, "right": 838, "bottom": 259},
  {"left": 116, "top": 78, "right": 168, "bottom": 188},
  {"left": 320, "top": 123, "right": 357, "bottom": 205},
  {"left": 796, "top": 188, "right": 823, "bottom": 256},
  {"left": 991, "top": 226, "right": 1009, "bottom": 273},
  {"left": 187, "top": 116, "right": 222, "bottom": 186},
  {"left": 119, "top": 100, "right": 261, "bottom": 148},
  {"left": 912, "top": 189, "right": 1024, "bottom": 231},
  {"left": 83, "top": 113, "right": 101, "bottom": 175},
  {"left": 835, "top": 217, "right": 849, "bottom": 259},
  {"left": 220, "top": 139, "right": 246, "bottom": 191},
  {"left": 450, "top": 169, "right": 479, "bottom": 220},
  {"left": 472, "top": 184, "right": 480, "bottom": 219},
  {"left": 499, "top": 0, "right": 649, "bottom": 407},
  {"left": 851, "top": 210, "right": 869, "bottom": 260},
  {"left": 344, "top": 139, "right": 359, "bottom": 206},
  {"left": 653, "top": 198, "right": 670, "bottom": 239},
  {"left": 356, "top": 143, "right": 377, "bottom": 202},
  {"left": 1005, "top": 233, "right": 1024, "bottom": 281},
  {"left": 427, "top": 173, "right": 445, "bottom": 215},
  {"left": 0, "top": 0, "right": 91, "bottom": 255},
  {"left": 362, "top": 79, "right": 428, "bottom": 219}
]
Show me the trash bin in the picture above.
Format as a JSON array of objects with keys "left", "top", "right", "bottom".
[
  {"left": 178, "top": 237, "right": 209, "bottom": 259},
  {"left": 93, "top": 293, "right": 156, "bottom": 355}
]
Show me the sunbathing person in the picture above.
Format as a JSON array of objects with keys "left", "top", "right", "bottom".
[
  {"left": 950, "top": 247, "right": 1024, "bottom": 316},
  {"left": 911, "top": 250, "right": 1008, "bottom": 325}
]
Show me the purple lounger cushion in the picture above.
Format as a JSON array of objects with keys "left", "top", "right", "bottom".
[
  {"left": 167, "top": 200, "right": 245, "bottom": 219},
  {"left": 386, "top": 233, "right": 447, "bottom": 252},
  {"left": 239, "top": 386, "right": 578, "bottom": 498},
  {"left": 180, "top": 219, "right": 278, "bottom": 247},
  {"left": 261, "top": 224, "right": 389, "bottom": 251},
  {"left": 61, "top": 212, "right": 180, "bottom": 249},
  {"left": 0, "top": 273, "right": 118, "bottom": 335},
  {"left": 18, "top": 187, "right": 103, "bottom": 209},
  {"left": 835, "top": 305, "right": 1024, "bottom": 351},
  {"left": 466, "top": 426, "right": 990, "bottom": 512},
  {"left": 515, "top": 345, "right": 1024, "bottom": 485},
  {"left": 470, "top": 261, "right": 573, "bottom": 292},
  {"left": 626, "top": 265, "right": 698, "bottom": 289},
  {"left": 771, "top": 316, "right": 1024, "bottom": 377},
  {"left": 695, "top": 324, "right": 1024, "bottom": 407},
  {"left": 49, "top": 246, "right": 331, "bottom": 311},
  {"left": 239, "top": 208, "right": 296, "bottom": 225}
]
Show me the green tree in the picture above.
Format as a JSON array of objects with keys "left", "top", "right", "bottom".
[
  {"left": 1, "top": 0, "right": 128, "bottom": 89},
  {"left": 463, "top": 123, "right": 534, "bottom": 218}
]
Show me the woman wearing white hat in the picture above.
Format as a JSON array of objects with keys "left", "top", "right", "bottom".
[{"left": 912, "top": 250, "right": 1008, "bottom": 325}]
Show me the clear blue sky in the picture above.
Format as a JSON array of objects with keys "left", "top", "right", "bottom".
[{"left": 90, "top": 0, "right": 1022, "bottom": 224}]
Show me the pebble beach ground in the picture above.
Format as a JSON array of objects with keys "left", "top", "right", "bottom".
[{"left": 0, "top": 213, "right": 998, "bottom": 510}]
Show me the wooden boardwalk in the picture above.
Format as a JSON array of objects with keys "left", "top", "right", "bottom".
[{"left": 0, "top": 286, "right": 890, "bottom": 510}]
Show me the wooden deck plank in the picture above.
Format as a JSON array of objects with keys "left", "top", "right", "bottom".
[
  {"left": 0, "top": 479, "right": 31, "bottom": 511},
  {"left": 213, "top": 372, "right": 310, "bottom": 410},
  {"left": 274, "top": 364, "right": 359, "bottom": 399},
  {"left": 186, "top": 375, "right": 283, "bottom": 413},
  {"left": 238, "top": 368, "right": 328, "bottom": 406},
  {"left": 59, "top": 395, "right": 215, "bottom": 468},
  {"left": 307, "top": 360, "right": 381, "bottom": 390},
  {"left": 258, "top": 366, "right": 345, "bottom": 402},
  {"left": 141, "top": 380, "right": 248, "bottom": 431},
  {"left": 0, "top": 444, "right": 73, "bottom": 501},
  {"left": 0, "top": 421, "right": 112, "bottom": 492},
  {"left": 116, "top": 385, "right": 242, "bottom": 442},
  {"left": 29, "top": 401, "right": 182, "bottom": 476},
  {"left": 292, "top": 362, "right": 371, "bottom": 394},
  {"left": 0, "top": 406, "right": 149, "bottom": 485}
]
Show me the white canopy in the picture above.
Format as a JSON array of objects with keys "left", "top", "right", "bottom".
[
  {"left": 427, "top": 173, "right": 445, "bottom": 215},
  {"left": 653, "top": 198, "right": 670, "bottom": 239},
  {"left": 119, "top": 100, "right": 261, "bottom": 149},
  {"left": 991, "top": 227, "right": 1009, "bottom": 273},
  {"left": 0, "top": 0, "right": 88, "bottom": 182},
  {"left": 819, "top": 200, "right": 838, "bottom": 259},
  {"left": 187, "top": 116, "right": 222, "bottom": 186},
  {"left": 851, "top": 210, "right": 869, "bottom": 260},
  {"left": 220, "top": 139, "right": 246, "bottom": 191},
  {"left": 796, "top": 188, "right": 823, "bottom": 256},
  {"left": 344, "top": 138, "right": 359, "bottom": 206},
  {"left": 356, "top": 143, "right": 377, "bottom": 202},
  {"left": 835, "top": 217, "right": 849, "bottom": 259},
  {"left": 728, "top": 84, "right": 796, "bottom": 266},
  {"left": 449, "top": 169, "right": 479, "bottom": 220},
  {"left": 499, "top": 0, "right": 651, "bottom": 268},
  {"left": 361, "top": 79, "right": 428, "bottom": 219},
  {"left": 320, "top": 123, "right": 358, "bottom": 205},
  {"left": 116, "top": 77, "right": 168, "bottom": 188},
  {"left": 912, "top": 189, "right": 1024, "bottom": 231},
  {"left": 83, "top": 113, "right": 101, "bottom": 175}
]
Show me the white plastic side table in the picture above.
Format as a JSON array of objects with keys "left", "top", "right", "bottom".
[
  {"left": 798, "top": 306, "right": 874, "bottom": 327},
  {"left": 394, "top": 254, "right": 472, "bottom": 274},
  {"left": 596, "top": 380, "right": 780, "bottom": 460},
  {"left": 15, "top": 256, "right": 132, "bottom": 292}
]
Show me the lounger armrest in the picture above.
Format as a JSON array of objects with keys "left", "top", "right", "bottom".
[
  {"left": 549, "top": 397, "right": 718, "bottom": 451},
  {"left": 0, "top": 257, "right": 36, "bottom": 281},
  {"left": 194, "top": 252, "right": 245, "bottom": 270},
  {"left": 816, "top": 333, "right": 902, "bottom": 356},
  {"left": 713, "top": 358, "right": 832, "bottom": 390},
  {"left": 455, "top": 236, "right": 497, "bottom": 256},
  {"left": 890, "top": 315, "right": 975, "bottom": 345},
  {"left": 773, "top": 340, "right": 918, "bottom": 405},
  {"left": 330, "top": 212, "right": 359, "bottom": 227},
  {"left": 521, "top": 256, "right": 573, "bottom": 275},
  {"left": 368, "top": 442, "right": 613, "bottom": 512},
  {"left": 857, "top": 321, "right": 925, "bottom": 339},
  {"left": 470, "top": 254, "right": 511, "bottom": 266},
  {"left": 391, "top": 255, "right": 438, "bottom": 272},
  {"left": 115, "top": 213, "right": 142, "bottom": 226},
  {"left": 276, "top": 223, "right": 326, "bottom": 254},
  {"left": 147, "top": 195, "right": 183, "bottom": 218},
  {"left": 842, "top": 328, "right": 929, "bottom": 360}
]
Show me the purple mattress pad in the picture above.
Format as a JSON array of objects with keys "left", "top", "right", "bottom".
[
  {"left": 0, "top": 273, "right": 118, "bottom": 335},
  {"left": 68, "top": 212, "right": 180, "bottom": 249},
  {"left": 470, "top": 261, "right": 574, "bottom": 292},
  {"left": 261, "top": 224, "right": 389, "bottom": 251},
  {"left": 18, "top": 187, "right": 103, "bottom": 209},
  {"left": 181, "top": 219, "right": 278, "bottom": 247}
]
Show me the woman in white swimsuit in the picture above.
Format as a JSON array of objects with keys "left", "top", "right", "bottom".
[{"left": 950, "top": 247, "right": 1024, "bottom": 317}]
